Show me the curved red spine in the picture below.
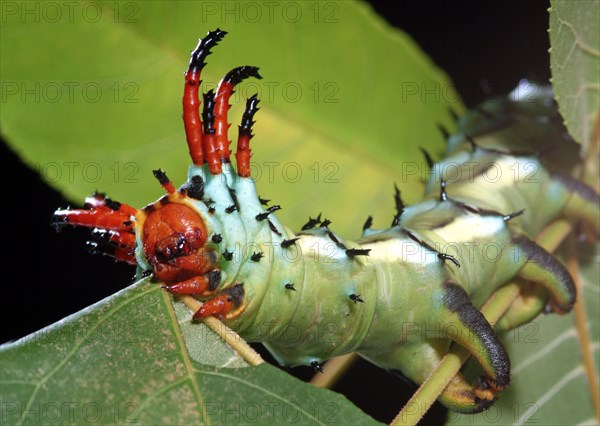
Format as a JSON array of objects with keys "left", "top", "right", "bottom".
[
  {"left": 183, "top": 69, "right": 204, "bottom": 165},
  {"left": 213, "top": 80, "right": 234, "bottom": 162}
]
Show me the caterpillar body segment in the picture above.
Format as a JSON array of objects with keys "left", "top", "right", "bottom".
[{"left": 52, "top": 31, "right": 600, "bottom": 414}]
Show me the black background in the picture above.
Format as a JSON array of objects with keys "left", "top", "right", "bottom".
[{"left": 0, "top": 2, "right": 552, "bottom": 424}]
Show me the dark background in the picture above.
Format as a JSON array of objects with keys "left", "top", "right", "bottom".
[{"left": 0, "top": 2, "right": 552, "bottom": 424}]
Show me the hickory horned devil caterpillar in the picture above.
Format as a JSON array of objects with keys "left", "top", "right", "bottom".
[{"left": 53, "top": 29, "right": 600, "bottom": 413}]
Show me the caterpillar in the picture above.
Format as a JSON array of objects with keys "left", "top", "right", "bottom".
[{"left": 53, "top": 29, "right": 600, "bottom": 414}]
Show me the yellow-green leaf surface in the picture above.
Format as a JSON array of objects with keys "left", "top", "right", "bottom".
[
  {"left": 1, "top": 0, "right": 461, "bottom": 239},
  {"left": 0, "top": 278, "right": 380, "bottom": 425},
  {"left": 549, "top": 0, "right": 600, "bottom": 158}
]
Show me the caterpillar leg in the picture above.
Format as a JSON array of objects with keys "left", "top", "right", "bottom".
[
  {"left": 512, "top": 235, "right": 576, "bottom": 314},
  {"left": 192, "top": 283, "right": 245, "bottom": 320},
  {"left": 438, "top": 282, "right": 510, "bottom": 412},
  {"left": 496, "top": 282, "right": 547, "bottom": 331}
]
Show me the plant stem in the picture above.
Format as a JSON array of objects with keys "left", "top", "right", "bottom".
[{"left": 179, "top": 295, "right": 264, "bottom": 366}]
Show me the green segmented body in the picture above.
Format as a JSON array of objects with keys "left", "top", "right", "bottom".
[{"left": 132, "top": 81, "right": 598, "bottom": 412}]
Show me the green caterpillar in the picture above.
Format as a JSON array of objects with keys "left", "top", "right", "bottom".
[{"left": 54, "top": 30, "right": 600, "bottom": 413}]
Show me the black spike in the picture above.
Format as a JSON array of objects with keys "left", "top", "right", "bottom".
[
  {"left": 349, "top": 294, "right": 364, "bottom": 304},
  {"left": 320, "top": 219, "right": 332, "bottom": 228},
  {"left": 208, "top": 206, "right": 216, "bottom": 214},
  {"left": 251, "top": 251, "right": 264, "bottom": 262},
  {"left": 225, "top": 204, "right": 237, "bottom": 214},
  {"left": 211, "top": 234, "right": 223, "bottom": 244},
  {"left": 239, "top": 94, "right": 260, "bottom": 137},
  {"left": 392, "top": 184, "right": 405, "bottom": 227},
  {"left": 346, "top": 248, "right": 371, "bottom": 258},
  {"left": 438, "top": 253, "right": 460, "bottom": 268},
  {"left": 258, "top": 196, "right": 270, "bottom": 206},
  {"left": 311, "top": 361, "right": 324, "bottom": 373},
  {"left": 326, "top": 231, "right": 346, "bottom": 249},
  {"left": 222, "top": 250, "right": 233, "bottom": 261},
  {"left": 437, "top": 123, "right": 451, "bottom": 140},
  {"left": 188, "top": 29, "right": 227, "bottom": 72},
  {"left": 448, "top": 107, "right": 460, "bottom": 122},
  {"left": 301, "top": 214, "right": 322, "bottom": 231},
  {"left": 439, "top": 179, "right": 448, "bottom": 202},
  {"left": 224, "top": 66, "right": 262, "bottom": 86},
  {"left": 284, "top": 283, "right": 296, "bottom": 291},
  {"left": 152, "top": 169, "right": 170, "bottom": 185},
  {"left": 420, "top": 147, "right": 434, "bottom": 169},
  {"left": 256, "top": 205, "right": 282, "bottom": 221},
  {"left": 268, "top": 219, "right": 282, "bottom": 236},
  {"left": 202, "top": 90, "right": 216, "bottom": 134},
  {"left": 228, "top": 188, "right": 240, "bottom": 211},
  {"left": 503, "top": 209, "right": 525, "bottom": 222},
  {"left": 281, "top": 238, "right": 300, "bottom": 248},
  {"left": 363, "top": 215, "right": 373, "bottom": 231},
  {"left": 465, "top": 134, "right": 478, "bottom": 152}
]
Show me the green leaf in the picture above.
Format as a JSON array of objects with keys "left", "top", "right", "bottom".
[
  {"left": 0, "top": 0, "right": 461, "bottom": 238},
  {"left": 0, "top": 278, "right": 380, "bottom": 425},
  {"left": 549, "top": 0, "right": 600, "bottom": 155}
]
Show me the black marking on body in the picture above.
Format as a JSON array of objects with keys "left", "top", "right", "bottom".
[
  {"left": 443, "top": 281, "right": 510, "bottom": 388},
  {"left": 222, "top": 250, "right": 233, "bottom": 261},
  {"left": 211, "top": 234, "right": 223, "bottom": 244},
  {"left": 207, "top": 270, "right": 222, "bottom": 291},
  {"left": 105, "top": 198, "right": 121, "bottom": 211},
  {"left": 346, "top": 248, "right": 371, "bottom": 258},
  {"left": 512, "top": 234, "right": 576, "bottom": 310},
  {"left": 363, "top": 215, "right": 373, "bottom": 231},
  {"left": 142, "top": 204, "right": 156, "bottom": 214},
  {"left": 281, "top": 238, "right": 300, "bottom": 248},
  {"left": 284, "top": 283, "right": 296, "bottom": 291},
  {"left": 255, "top": 205, "right": 281, "bottom": 221},
  {"left": 208, "top": 206, "right": 216, "bottom": 214},
  {"left": 224, "top": 283, "right": 245, "bottom": 307},
  {"left": 180, "top": 175, "right": 205, "bottom": 200},
  {"left": 551, "top": 172, "right": 600, "bottom": 204},
  {"left": 405, "top": 230, "right": 460, "bottom": 268},
  {"left": 227, "top": 188, "right": 240, "bottom": 211},
  {"left": 349, "top": 294, "right": 364, "bottom": 304},
  {"left": 251, "top": 251, "right": 264, "bottom": 262},
  {"left": 123, "top": 220, "right": 132, "bottom": 227},
  {"left": 326, "top": 231, "right": 346, "bottom": 249},
  {"left": 225, "top": 204, "right": 237, "bottom": 214},
  {"left": 157, "top": 195, "right": 170, "bottom": 206}
]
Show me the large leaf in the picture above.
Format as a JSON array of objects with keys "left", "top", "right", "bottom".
[
  {"left": 0, "top": 0, "right": 461, "bottom": 238},
  {"left": 0, "top": 278, "right": 380, "bottom": 425},
  {"left": 549, "top": 0, "right": 600, "bottom": 184}
]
